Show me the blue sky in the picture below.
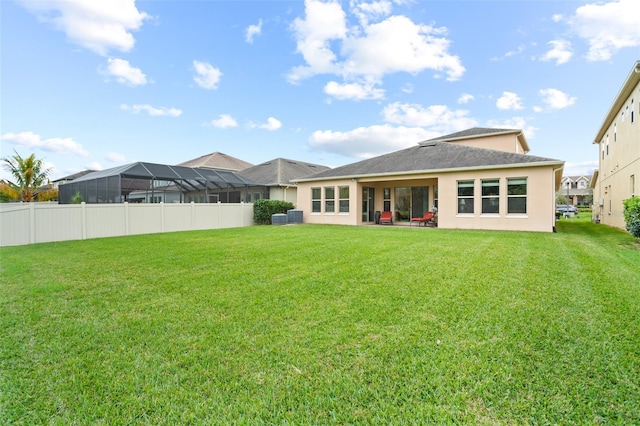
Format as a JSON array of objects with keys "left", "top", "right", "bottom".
[{"left": 1, "top": 0, "right": 639, "bottom": 182}]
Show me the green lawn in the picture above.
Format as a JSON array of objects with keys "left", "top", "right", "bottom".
[{"left": 1, "top": 218, "right": 639, "bottom": 424}]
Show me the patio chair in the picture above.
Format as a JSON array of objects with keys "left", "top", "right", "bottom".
[
  {"left": 410, "top": 211, "right": 435, "bottom": 227},
  {"left": 379, "top": 211, "right": 393, "bottom": 225}
]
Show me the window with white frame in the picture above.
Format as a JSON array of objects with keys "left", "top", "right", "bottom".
[
  {"left": 338, "top": 186, "right": 349, "bottom": 212},
  {"left": 325, "top": 186, "right": 335, "bottom": 213},
  {"left": 311, "top": 187, "right": 321, "bottom": 213},
  {"left": 457, "top": 180, "right": 474, "bottom": 214},
  {"left": 481, "top": 179, "right": 500, "bottom": 214},
  {"left": 632, "top": 175, "right": 636, "bottom": 197},
  {"left": 507, "top": 178, "right": 527, "bottom": 214}
]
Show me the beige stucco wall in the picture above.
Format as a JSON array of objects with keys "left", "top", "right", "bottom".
[
  {"left": 593, "top": 79, "right": 640, "bottom": 230},
  {"left": 269, "top": 186, "right": 299, "bottom": 206},
  {"left": 450, "top": 133, "right": 527, "bottom": 154},
  {"left": 298, "top": 165, "right": 559, "bottom": 232},
  {"left": 436, "top": 167, "right": 557, "bottom": 232}
]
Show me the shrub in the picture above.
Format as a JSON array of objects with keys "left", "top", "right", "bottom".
[
  {"left": 253, "top": 199, "right": 295, "bottom": 224},
  {"left": 71, "top": 191, "right": 84, "bottom": 204},
  {"left": 623, "top": 196, "right": 640, "bottom": 238}
]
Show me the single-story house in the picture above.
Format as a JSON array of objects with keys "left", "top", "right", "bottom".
[
  {"left": 238, "top": 158, "right": 330, "bottom": 205},
  {"left": 294, "top": 128, "right": 564, "bottom": 232}
]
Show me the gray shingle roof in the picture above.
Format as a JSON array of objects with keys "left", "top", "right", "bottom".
[
  {"left": 424, "top": 127, "right": 521, "bottom": 142},
  {"left": 238, "top": 158, "right": 330, "bottom": 186},
  {"left": 176, "top": 152, "right": 253, "bottom": 171},
  {"left": 295, "top": 141, "right": 563, "bottom": 181}
]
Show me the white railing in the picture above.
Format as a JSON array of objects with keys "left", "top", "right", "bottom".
[{"left": 0, "top": 202, "right": 254, "bottom": 247}]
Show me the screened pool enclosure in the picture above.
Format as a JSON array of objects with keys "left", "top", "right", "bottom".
[{"left": 58, "top": 162, "right": 267, "bottom": 204}]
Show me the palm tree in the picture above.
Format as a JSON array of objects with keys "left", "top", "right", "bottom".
[{"left": 0, "top": 151, "right": 54, "bottom": 202}]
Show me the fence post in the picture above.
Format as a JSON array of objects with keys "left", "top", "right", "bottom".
[
  {"left": 81, "top": 202, "right": 87, "bottom": 240},
  {"left": 124, "top": 202, "right": 129, "bottom": 235},
  {"left": 29, "top": 203, "right": 35, "bottom": 244},
  {"left": 161, "top": 202, "right": 165, "bottom": 232}
]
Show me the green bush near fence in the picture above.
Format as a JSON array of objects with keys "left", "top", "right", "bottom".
[{"left": 253, "top": 199, "right": 295, "bottom": 224}]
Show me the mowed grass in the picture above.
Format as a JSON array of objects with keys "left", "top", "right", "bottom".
[{"left": 1, "top": 218, "right": 639, "bottom": 424}]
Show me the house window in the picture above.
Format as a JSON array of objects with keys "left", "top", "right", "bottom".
[
  {"left": 457, "top": 180, "right": 474, "bottom": 214},
  {"left": 632, "top": 99, "right": 635, "bottom": 123},
  {"left": 507, "top": 178, "right": 527, "bottom": 214},
  {"left": 614, "top": 123, "right": 617, "bottom": 142},
  {"left": 339, "top": 186, "right": 350, "bottom": 213},
  {"left": 632, "top": 175, "right": 636, "bottom": 197},
  {"left": 325, "top": 186, "right": 335, "bottom": 213},
  {"left": 481, "top": 179, "right": 500, "bottom": 214},
  {"left": 383, "top": 187, "right": 391, "bottom": 211},
  {"left": 311, "top": 187, "right": 321, "bottom": 213}
]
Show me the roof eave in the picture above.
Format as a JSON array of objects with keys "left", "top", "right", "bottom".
[
  {"left": 593, "top": 60, "right": 640, "bottom": 144},
  {"left": 293, "top": 160, "right": 565, "bottom": 183}
]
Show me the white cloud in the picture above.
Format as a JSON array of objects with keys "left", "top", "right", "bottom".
[
  {"left": 324, "top": 80, "right": 385, "bottom": 100},
  {"left": 309, "top": 124, "right": 436, "bottom": 159},
  {"left": 382, "top": 102, "right": 478, "bottom": 132},
  {"left": 538, "top": 88, "right": 577, "bottom": 110},
  {"left": 540, "top": 40, "right": 573, "bottom": 65},
  {"left": 350, "top": 0, "right": 393, "bottom": 26},
  {"left": 260, "top": 117, "right": 282, "bottom": 131},
  {"left": 485, "top": 117, "right": 537, "bottom": 139},
  {"left": 496, "top": 92, "right": 524, "bottom": 111},
  {"left": 288, "top": 0, "right": 464, "bottom": 88},
  {"left": 1, "top": 131, "right": 89, "bottom": 157},
  {"left": 289, "top": 0, "right": 347, "bottom": 82},
  {"left": 105, "top": 152, "right": 128, "bottom": 163},
  {"left": 85, "top": 161, "right": 104, "bottom": 171},
  {"left": 210, "top": 114, "right": 238, "bottom": 128},
  {"left": 102, "top": 58, "right": 147, "bottom": 86},
  {"left": 20, "top": 0, "right": 149, "bottom": 56},
  {"left": 120, "top": 104, "right": 182, "bottom": 117},
  {"left": 245, "top": 19, "right": 263, "bottom": 44},
  {"left": 567, "top": 0, "right": 640, "bottom": 61},
  {"left": 552, "top": 14, "right": 564, "bottom": 23},
  {"left": 458, "top": 93, "right": 474, "bottom": 104},
  {"left": 563, "top": 160, "right": 599, "bottom": 176},
  {"left": 193, "top": 60, "right": 223, "bottom": 90}
]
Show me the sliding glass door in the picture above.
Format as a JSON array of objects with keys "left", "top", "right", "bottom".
[{"left": 394, "top": 186, "right": 430, "bottom": 221}]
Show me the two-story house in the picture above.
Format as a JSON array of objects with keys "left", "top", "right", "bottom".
[
  {"left": 591, "top": 61, "right": 640, "bottom": 229},
  {"left": 559, "top": 175, "right": 591, "bottom": 207}
]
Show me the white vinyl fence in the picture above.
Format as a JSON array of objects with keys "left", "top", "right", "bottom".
[{"left": 0, "top": 202, "right": 255, "bottom": 247}]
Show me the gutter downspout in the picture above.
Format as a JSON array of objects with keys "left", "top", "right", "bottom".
[{"left": 552, "top": 166, "right": 563, "bottom": 232}]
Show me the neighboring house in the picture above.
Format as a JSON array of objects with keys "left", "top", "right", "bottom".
[
  {"left": 51, "top": 170, "right": 96, "bottom": 189},
  {"left": 238, "top": 158, "right": 330, "bottom": 205},
  {"left": 591, "top": 61, "right": 640, "bottom": 229},
  {"left": 559, "top": 175, "right": 592, "bottom": 207},
  {"left": 176, "top": 151, "right": 253, "bottom": 171},
  {"left": 294, "top": 127, "right": 564, "bottom": 233},
  {"left": 58, "top": 162, "right": 265, "bottom": 204}
]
